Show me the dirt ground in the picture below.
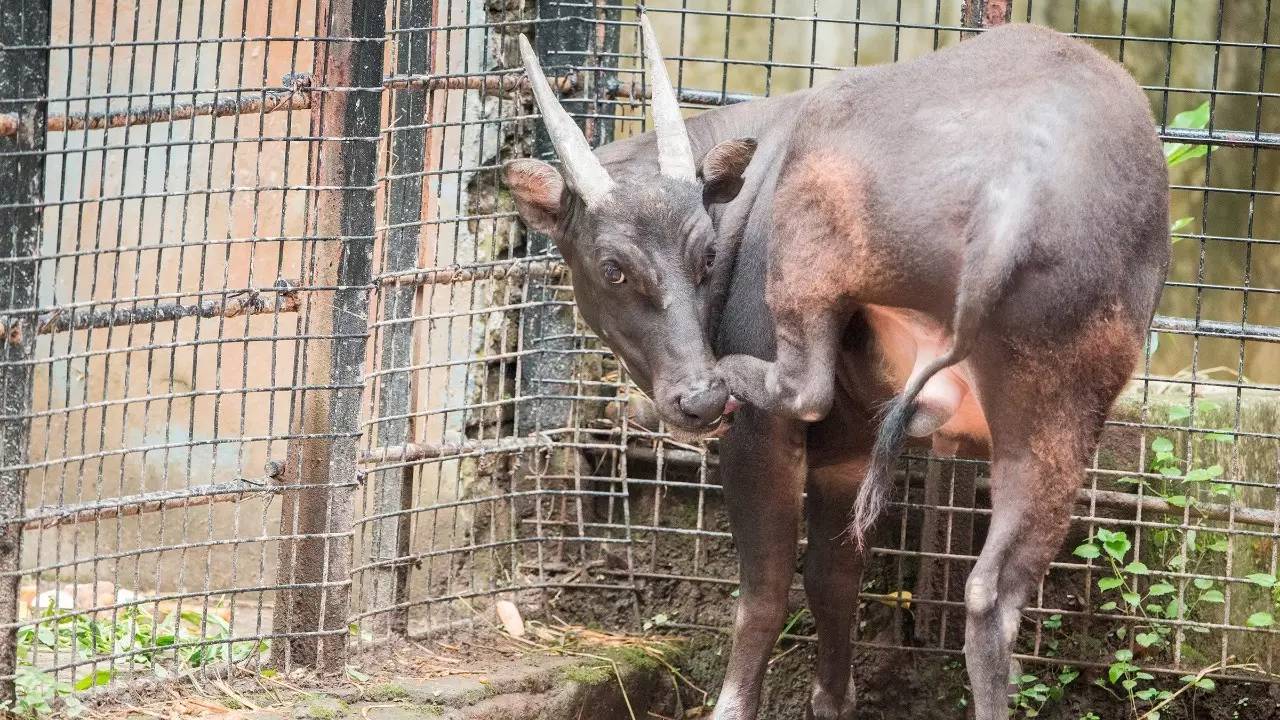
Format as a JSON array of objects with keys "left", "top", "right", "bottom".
[{"left": 527, "top": 456, "right": 1280, "bottom": 720}]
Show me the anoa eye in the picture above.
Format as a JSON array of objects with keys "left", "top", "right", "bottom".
[{"left": 603, "top": 264, "right": 626, "bottom": 285}]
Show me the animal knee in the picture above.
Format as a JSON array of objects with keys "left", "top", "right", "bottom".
[
  {"left": 966, "top": 574, "right": 998, "bottom": 617},
  {"left": 767, "top": 366, "right": 833, "bottom": 423}
]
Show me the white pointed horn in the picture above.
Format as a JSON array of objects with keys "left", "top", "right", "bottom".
[
  {"left": 518, "top": 34, "right": 614, "bottom": 205},
  {"left": 639, "top": 13, "right": 697, "bottom": 182}
]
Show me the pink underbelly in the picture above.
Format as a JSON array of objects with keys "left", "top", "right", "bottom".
[{"left": 863, "top": 305, "right": 990, "bottom": 446}]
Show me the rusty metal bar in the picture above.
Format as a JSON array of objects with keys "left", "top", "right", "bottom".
[
  {"left": 377, "top": 258, "right": 567, "bottom": 286},
  {"left": 358, "top": 434, "right": 555, "bottom": 466},
  {"left": 0, "top": 0, "right": 49, "bottom": 701},
  {"left": 19, "top": 480, "right": 279, "bottom": 531},
  {"left": 382, "top": 70, "right": 577, "bottom": 94},
  {"left": 272, "top": 0, "right": 383, "bottom": 672},
  {"left": 621, "top": 444, "right": 1280, "bottom": 529},
  {"left": 0, "top": 74, "right": 313, "bottom": 138},
  {"left": 0, "top": 280, "right": 301, "bottom": 339}
]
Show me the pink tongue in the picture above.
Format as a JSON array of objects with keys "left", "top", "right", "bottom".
[{"left": 723, "top": 396, "right": 742, "bottom": 415}]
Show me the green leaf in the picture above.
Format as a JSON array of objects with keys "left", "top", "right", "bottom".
[
  {"left": 1122, "top": 591, "right": 1142, "bottom": 608},
  {"left": 1073, "top": 543, "right": 1100, "bottom": 560},
  {"left": 1099, "top": 601, "right": 1118, "bottom": 612},
  {"left": 1164, "top": 599, "right": 1183, "bottom": 619},
  {"left": 1206, "top": 432, "right": 1236, "bottom": 443},
  {"left": 1166, "top": 495, "right": 1190, "bottom": 508},
  {"left": 1247, "top": 612, "right": 1274, "bottom": 628},
  {"left": 1200, "top": 590, "right": 1225, "bottom": 603},
  {"left": 1125, "top": 562, "right": 1150, "bottom": 575},
  {"left": 1169, "top": 217, "right": 1194, "bottom": 236},
  {"left": 345, "top": 665, "right": 370, "bottom": 683},
  {"left": 1146, "top": 331, "right": 1161, "bottom": 358},
  {"left": 1151, "top": 437, "right": 1174, "bottom": 453},
  {"left": 1136, "top": 687, "right": 1161, "bottom": 700},
  {"left": 1245, "top": 573, "right": 1276, "bottom": 589},
  {"left": 1171, "top": 100, "right": 1212, "bottom": 130},
  {"left": 1136, "top": 632, "right": 1161, "bottom": 648},
  {"left": 1208, "top": 538, "right": 1230, "bottom": 553},
  {"left": 1115, "top": 649, "right": 1134, "bottom": 662},
  {"left": 1103, "top": 532, "right": 1132, "bottom": 562},
  {"left": 1099, "top": 577, "right": 1124, "bottom": 591},
  {"left": 73, "top": 669, "right": 112, "bottom": 691},
  {"left": 1148, "top": 583, "right": 1177, "bottom": 597}
]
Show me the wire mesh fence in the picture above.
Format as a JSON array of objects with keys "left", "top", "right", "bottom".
[{"left": 3, "top": 0, "right": 1280, "bottom": 714}]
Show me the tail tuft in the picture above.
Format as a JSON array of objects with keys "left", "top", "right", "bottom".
[{"left": 849, "top": 392, "right": 917, "bottom": 548}]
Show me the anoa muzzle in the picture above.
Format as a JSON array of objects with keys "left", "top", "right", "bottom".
[{"left": 506, "top": 15, "right": 1169, "bottom": 720}]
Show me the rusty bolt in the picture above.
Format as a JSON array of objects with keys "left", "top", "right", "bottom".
[
  {"left": 282, "top": 73, "right": 313, "bottom": 92},
  {"left": 265, "top": 460, "right": 286, "bottom": 480},
  {"left": 3, "top": 319, "right": 23, "bottom": 346}
]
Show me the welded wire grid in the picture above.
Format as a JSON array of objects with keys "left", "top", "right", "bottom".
[
  {"left": 5, "top": 0, "right": 1280, "bottom": 707},
  {"left": 0, "top": 0, "right": 383, "bottom": 693},
  {"left": 355, "top": 0, "right": 1280, "bottom": 689}
]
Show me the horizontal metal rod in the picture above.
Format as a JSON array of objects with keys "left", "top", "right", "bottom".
[
  {"left": 358, "top": 433, "right": 560, "bottom": 465},
  {"left": 0, "top": 74, "right": 313, "bottom": 138},
  {"left": 383, "top": 71, "right": 576, "bottom": 94},
  {"left": 1, "top": 279, "right": 300, "bottom": 340},
  {"left": 1150, "top": 314, "right": 1280, "bottom": 343},
  {"left": 18, "top": 480, "right": 279, "bottom": 530},
  {"left": 8, "top": 72, "right": 1274, "bottom": 153},
  {"left": 378, "top": 259, "right": 566, "bottom": 286},
  {"left": 622, "top": 445, "right": 1280, "bottom": 528}
]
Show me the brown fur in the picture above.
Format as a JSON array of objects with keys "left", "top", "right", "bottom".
[{"left": 767, "top": 154, "right": 904, "bottom": 322}]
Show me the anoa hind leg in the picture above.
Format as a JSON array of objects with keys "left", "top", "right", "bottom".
[{"left": 964, "top": 309, "right": 1141, "bottom": 720}]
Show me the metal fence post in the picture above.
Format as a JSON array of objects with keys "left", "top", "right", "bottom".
[
  {"left": 517, "top": 1, "right": 617, "bottom": 436},
  {"left": 915, "top": 0, "right": 1011, "bottom": 642},
  {"left": 365, "top": 0, "right": 436, "bottom": 637},
  {"left": 0, "top": 0, "right": 50, "bottom": 702},
  {"left": 273, "top": 0, "right": 385, "bottom": 671},
  {"left": 962, "top": 0, "right": 1011, "bottom": 34}
]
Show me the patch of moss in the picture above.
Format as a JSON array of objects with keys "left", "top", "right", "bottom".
[
  {"left": 458, "top": 680, "right": 500, "bottom": 705},
  {"left": 294, "top": 695, "right": 347, "bottom": 720},
  {"left": 600, "top": 644, "right": 664, "bottom": 672},
  {"left": 558, "top": 662, "right": 614, "bottom": 686},
  {"left": 361, "top": 683, "right": 411, "bottom": 703}
]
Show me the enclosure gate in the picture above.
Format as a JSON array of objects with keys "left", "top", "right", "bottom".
[{"left": 2, "top": 0, "right": 1280, "bottom": 712}]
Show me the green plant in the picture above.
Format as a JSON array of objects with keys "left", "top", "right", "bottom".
[
  {"left": 1010, "top": 667, "right": 1079, "bottom": 718},
  {"left": 8, "top": 601, "right": 267, "bottom": 717}
]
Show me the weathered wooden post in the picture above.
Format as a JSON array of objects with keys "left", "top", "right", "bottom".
[
  {"left": 272, "top": 0, "right": 384, "bottom": 671},
  {"left": 0, "top": 0, "right": 50, "bottom": 703}
]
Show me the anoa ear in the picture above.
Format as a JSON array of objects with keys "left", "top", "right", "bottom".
[
  {"left": 503, "top": 159, "right": 565, "bottom": 235},
  {"left": 697, "top": 137, "right": 757, "bottom": 207}
]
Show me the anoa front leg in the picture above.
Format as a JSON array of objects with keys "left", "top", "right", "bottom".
[{"left": 712, "top": 405, "right": 807, "bottom": 720}]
